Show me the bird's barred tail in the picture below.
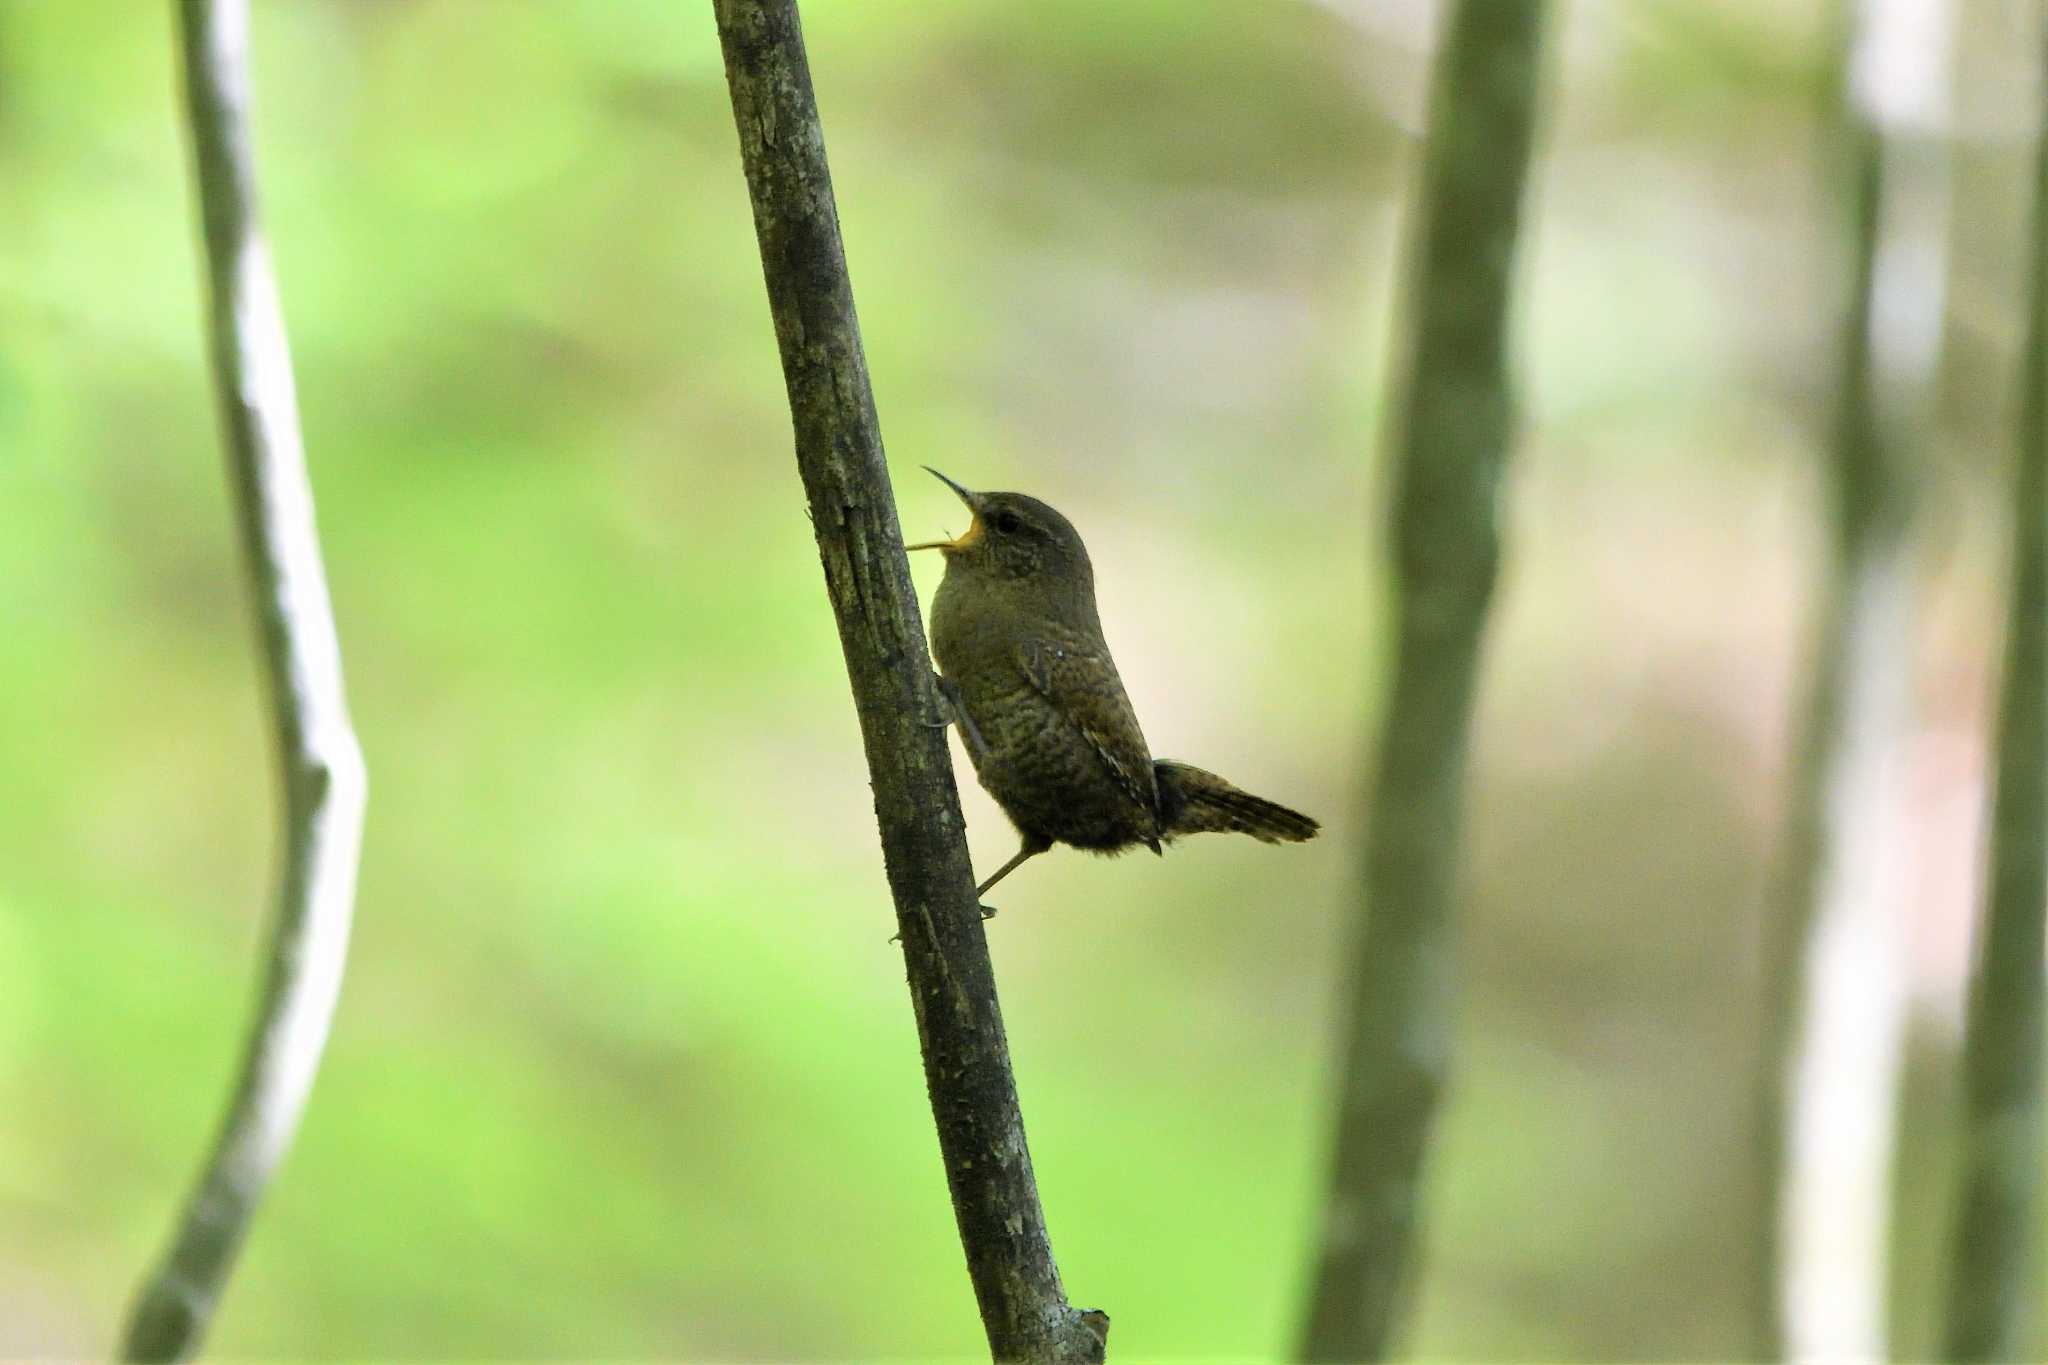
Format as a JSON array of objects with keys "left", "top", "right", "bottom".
[{"left": 1154, "top": 759, "right": 1320, "bottom": 844}]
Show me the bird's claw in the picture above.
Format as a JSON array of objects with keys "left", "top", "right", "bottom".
[
  {"left": 933, "top": 674, "right": 990, "bottom": 761},
  {"left": 918, "top": 670, "right": 952, "bottom": 730},
  {"left": 887, "top": 903, "right": 996, "bottom": 940}
]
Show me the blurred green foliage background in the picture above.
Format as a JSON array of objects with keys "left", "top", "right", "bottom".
[{"left": 1, "top": 0, "right": 2040, "bottom": 1358}]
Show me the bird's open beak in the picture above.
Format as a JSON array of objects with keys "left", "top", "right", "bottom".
[{"left": 905, "top": 467, "right": 984, "bottom": 553}]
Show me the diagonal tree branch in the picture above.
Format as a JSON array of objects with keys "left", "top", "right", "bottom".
[
  {"left": 1942, "top": 17, "right": 2048, "bottom": 1361},
  {"left": 121, "top": 1, "right": 367, "bottom": 1359},
  {"left": 1298, "top": 3, "right": 1549, "bottom": 1359},
  {"left": 710, "top": 3, "right": 1104, "bottom": 1360}
]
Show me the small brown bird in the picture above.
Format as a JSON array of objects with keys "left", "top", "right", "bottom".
[{"left": 908, "top": 468, "right": 1319, "bottom": 903}]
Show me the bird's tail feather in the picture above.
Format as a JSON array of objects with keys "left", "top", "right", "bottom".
[{"left": 1154, "top": 760, "right": 1319, "bottom": 843}]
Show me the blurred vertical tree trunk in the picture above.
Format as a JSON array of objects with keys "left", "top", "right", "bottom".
[
  {"left": 1296, "top": 4, "right": 1547, "bottom": 1360},
  {"left": 1942, "top": 16, "right": 2048, "bottom": 1361},
  {"left": 711, "top": 3, "right": 1104, "bottom": 1361},
  {"left": 1753, "top": 2, "right": 1952, "bottom": 1358},
  {"left": 122, "top": 1, "right": 367, "bottom": 1360}
]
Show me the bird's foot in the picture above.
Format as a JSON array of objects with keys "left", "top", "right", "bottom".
[
  {"left": 887, "top": 903, "right": 996, "bottom": 941},
  {"left": 933, "top": 674, "right": 990, "bottom": 760},
  {"left": 915, "top": 671, "right": 951, "bottom": 730}
]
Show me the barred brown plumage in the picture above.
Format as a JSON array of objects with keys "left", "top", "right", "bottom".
[{"left": 1155, "top": 760, "right": 1321, "bottom": 843}]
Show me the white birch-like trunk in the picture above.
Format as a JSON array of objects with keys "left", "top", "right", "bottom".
[
  {"left": 1778, "top": 2, "right": 1951, "bottom": 1359},
  {"left": 120, "top": 3, "right": 366, "bottom": 1359}
]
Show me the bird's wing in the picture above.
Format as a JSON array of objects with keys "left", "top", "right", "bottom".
[{"left": 1016, "top": 636, "right": 1160, "bottom": 833}]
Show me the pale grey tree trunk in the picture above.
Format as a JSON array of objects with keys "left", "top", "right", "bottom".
[
  {"left": 1297, "top": 3, "right": 1549, "bottom": 1359},
  {"left": 1754, "top": 3, "right": 1952, "bottom": 1359}
]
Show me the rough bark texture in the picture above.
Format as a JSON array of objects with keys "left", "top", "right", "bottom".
[
  {"left": 1943, "top": 23, "right": 2048, "bottom": 1361},
  {"left": 1297, "top": 4, "right": 1547, "bottom": 1360},
  {"left": 122, "top": 1, "right": 367, "bottom": 1359},
  {"left": 711, "top": 3, "right": 1104, "bottom": 1361}
]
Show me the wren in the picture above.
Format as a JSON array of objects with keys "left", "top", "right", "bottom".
[{"left": 908, "top": 468, "right": 1319, "bottom": 902}]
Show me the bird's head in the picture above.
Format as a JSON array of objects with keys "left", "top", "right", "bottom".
[{"left": 907, "top": 468, "right": 1093, "bottom": 592}]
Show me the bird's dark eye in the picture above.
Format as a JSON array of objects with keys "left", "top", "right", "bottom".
[{"left": 989, "top": 510, "right": 1022, "bottom": 534}]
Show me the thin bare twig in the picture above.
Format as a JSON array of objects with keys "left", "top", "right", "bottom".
[
  {"left": 121, "top": 1, "right": 366, "bottom": 1358},
  {"left": 711, "top": 2, "right": 1104, "bottom": 1360}
]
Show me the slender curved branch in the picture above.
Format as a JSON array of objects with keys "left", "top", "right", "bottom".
[
  {"left": 1942, "top": 19, "right": 2048, "bottom": 1361},
  {"left": 121, "top": 2, "right": 366, "bottom": 1358},
  {"left": 1297, "top": 4, "right": 1548, "bottom": 1360},
  {"left": 711, "top": 3, "right": 1104, "bottom": 1360}
]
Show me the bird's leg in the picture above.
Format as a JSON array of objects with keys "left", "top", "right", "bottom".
[
  {"left": 887, "top": 840, "right": 1044, "bottom": 938},
  {"left": 918, "top": 672, "right": 950, "bottom": 731},
  {"left": 974, "top": 839, "right": 1049, "bottom": 917}
]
